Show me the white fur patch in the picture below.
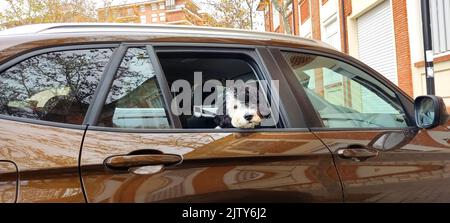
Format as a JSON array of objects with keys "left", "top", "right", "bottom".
[{"left": 224, "top": 88, "right": 262, "bottom": 129}]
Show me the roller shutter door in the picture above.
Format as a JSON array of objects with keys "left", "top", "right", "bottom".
[{"left": 357, "top": 0, "right": 397, "bottom": 85}]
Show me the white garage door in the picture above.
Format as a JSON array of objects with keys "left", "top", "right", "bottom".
[{"left": 357, "top": 0, "right": 397, "bottom": 85}]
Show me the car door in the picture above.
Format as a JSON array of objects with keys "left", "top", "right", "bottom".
[
  {"left": 79, "top": 44, "right": 342, "bottom": 203},
  {"left": 0, "top": 45, "right": 117, "bottom": 202},
  {"left": 0, "top": 161, "right": 17, "bottom": 203},
  {"left": 276, "top": 48, "right": 450, "bottom": 202}
]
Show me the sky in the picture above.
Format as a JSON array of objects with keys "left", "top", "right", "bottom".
[{"left": 0, "top": 0, "right": 264, "bottom": 31}]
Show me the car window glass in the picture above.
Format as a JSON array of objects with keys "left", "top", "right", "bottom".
[
  {"left": 0, "top": 48, "right": 114, "bottom": 125},
  {"left": 157, "top": 52, "right": 277, "bottom": 129},
  {"left": 97, "top": 47, "right": 170, "bottom": 129},
  {"left": 282, "top": 51, "right": 408, "bottom": 128}
]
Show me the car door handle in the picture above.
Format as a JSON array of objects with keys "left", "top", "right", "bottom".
[
  {"left": 336, "top": 145, "right": 379, "bottom": 161},
  {"left": 104, "top": 153, "right": 183, "bottom": 170}
]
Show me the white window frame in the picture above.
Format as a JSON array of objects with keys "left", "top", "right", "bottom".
[
  {"left": 151, "top": 13, "right": 158, "bottom": 23},
  {"left": 323, "top": 15, "right": 341, "bottom": 51}
]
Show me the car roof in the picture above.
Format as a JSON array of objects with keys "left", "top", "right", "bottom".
[{"left": 0, "top": 23, "right": 334, "bottom": 49}]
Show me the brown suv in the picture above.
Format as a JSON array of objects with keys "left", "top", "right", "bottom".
[{"left": 0, "top": 24, "right": 448, "bottom": 203}]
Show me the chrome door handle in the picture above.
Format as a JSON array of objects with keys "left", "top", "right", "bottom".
[
  {"left": 104, "top": 153, "right": 183, "bottom": 170},
  {"left": 336, "top": 145, "right": 378, "bottom": 161}
]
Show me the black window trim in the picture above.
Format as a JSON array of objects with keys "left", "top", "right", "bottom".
[
  {"left": 0, "top": 44, "right": 120, "bottom": 75},
  {"left": 0, "top": 43, "right": 120, "bottom": 130},
  {"left": 255, "top": 47, "right": 308, "bottom": 128},
  {"left": 83, "top": 44, "right": 128, "bottom": 125},
  {"left": 86, "top": 42, "right": 311, "bottom": 133},
  {"left": 271, "top": 46, "right": 417, "bottom": 130},
  {"left": 147, "top": 45, "right": 182, "bottom": 128}
]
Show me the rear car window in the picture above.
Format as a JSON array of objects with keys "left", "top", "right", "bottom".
[
  {"left": 0, "top": 48, "right": 114, "bottom": 125},
  {"left": 97, "top": 47, "right": 170, "bottom": 129}
]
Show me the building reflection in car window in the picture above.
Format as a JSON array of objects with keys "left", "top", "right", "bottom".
[
  {"left": 0, "top": 48, "right": 114, "bottom": 124},
  {"left": 97, "top": 47, "right": 170, "bottom": 129},
  {"left": 282, "top": 51, "right": 408, "bottom": 128}
]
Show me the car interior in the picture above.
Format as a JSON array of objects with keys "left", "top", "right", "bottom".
[{"left": 157, "top": 51, "right": 278, "bottom": 129}]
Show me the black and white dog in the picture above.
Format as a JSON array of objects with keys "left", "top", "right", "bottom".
[{"left": 214, "top": 83, "right": 270, "bottom": 129}]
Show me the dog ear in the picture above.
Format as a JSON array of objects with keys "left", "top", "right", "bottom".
[
  {"left": 214, "top": 115, "right": 233, "bottom": 128},
  {"left": 214, "top": 87, "right": 234, "bottom": 128}
]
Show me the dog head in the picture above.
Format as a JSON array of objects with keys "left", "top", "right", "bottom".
[{"left": 221, "top": 83, "right": 270, "bottom": 129}]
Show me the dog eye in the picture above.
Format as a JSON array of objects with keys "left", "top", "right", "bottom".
[{"left": 233, "top": 105, "right": 238, "bottom": 109}]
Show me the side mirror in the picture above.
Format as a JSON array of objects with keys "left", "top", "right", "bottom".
[{"left": 414, "top": 95, "right": 449, "bottom": 129}]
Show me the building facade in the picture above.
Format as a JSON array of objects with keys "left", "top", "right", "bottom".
[
  {"left": 97, "top": 0, "right": 213, "bottom": 26},
  {"left": 258, "top": 0, "right": 450, "bottom": 110}
]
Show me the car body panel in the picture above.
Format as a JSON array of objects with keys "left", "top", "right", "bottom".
[
  {"left": 0, "top": 118, "right": 84, "bottom": 202},
  {"left": 81, "top": 129, "right": 342, "bottom": 202},
  {"left": 0, "top": 161, "right": 17, "bottom": 203},
  {"left": 313, "top": 126, "right": 450, "bottom": 202}
]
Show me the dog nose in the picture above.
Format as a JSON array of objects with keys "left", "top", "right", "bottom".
[{"left": 244, "top": 115, "right": 253, "bottom": 121}]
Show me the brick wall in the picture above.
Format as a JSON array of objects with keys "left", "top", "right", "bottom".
[
  {"left": 392, "top": 0, "right": 413, "bottom": 97},
  {"left": 167, "top": 10, "right": 185, "bottom": 22},
  {"left": 310, "top": 0, "right": 321, "bottom": 39},
  {"left": 293, "top": 0, "right": 299, "bottom": 35},
  {"left": 339, "top": 0, "right": 352, "bottom": 53}
]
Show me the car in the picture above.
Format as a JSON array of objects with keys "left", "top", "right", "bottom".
[{"left": 0, "top": 23, "right": 448, "bottom": 203}]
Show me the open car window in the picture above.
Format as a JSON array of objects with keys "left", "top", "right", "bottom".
[
  {"left": 157, "top": 51, "right": 278, "bottom": 129},
  {"left": 282, "top": 51, "right": 409, "bottom": 128}
]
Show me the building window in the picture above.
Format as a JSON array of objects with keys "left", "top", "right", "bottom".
[
  {"left": 159, "top": 2, "right": 165, "bottom": 10},
  {"left": 151, "top": 3, "right": 158, "bottom": 10},
  {"left": 166, "top": 0, "right": 175, "bottom": 8},
  {"left": 430, "top": 0, "right": 450, "bottom": 54},
  {"left": 127, "top": 8, "right": 133, "bottom": 16},
  {"left": 300, "top": 0, "right": 310, "bottom": 24},
  {"left": 140, "top": 5, "right": 146, "bottom": 12},
  {"left": 299, "top": 1, "right": 312, "bottom": 38},
  {"left": 151, "top": 13, "right": 158, "bottom": 22},
  {"left": 140, "top": 15, "right": 147, "bottom": 24},
  {"left": 159, "top": 13, "right": 166, "bottom": 22},
  {"left": 323, "top": 16, "right": 341, "bottom": 51}
]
